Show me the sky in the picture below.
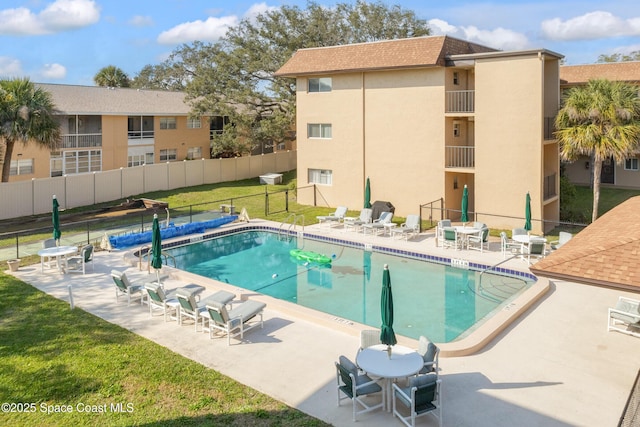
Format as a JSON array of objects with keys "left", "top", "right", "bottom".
[{"left": 1, "top": 0, "right": 640, "bottom": 85}]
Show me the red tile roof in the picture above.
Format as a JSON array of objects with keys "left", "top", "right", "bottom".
[
  {"left": 531, "top": 196, "right": 640, "bottom": 290},
  {"left": 560, "top": 62, "right": 640, "bottom": 86},
  {"left": 274, "top": 35, "right": 497, "bottom": 76}
]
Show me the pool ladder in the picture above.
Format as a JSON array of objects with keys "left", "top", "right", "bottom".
[
  {"left": 138, "top": 244, "right": 177, "bottom": 273},
  {"left": 278, "top": 214, "right": 304, "bottom": 242}
]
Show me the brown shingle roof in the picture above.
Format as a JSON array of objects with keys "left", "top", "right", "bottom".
[
  {"left": 531, "top": 196, "right": 640, "bottom": 290},
  {"left": 560, "top": 62, "right": 640, "bottom": 86},
  {"left": 274, "top": 35, "right": 497, "bottom": 77},
  {"left": 36, "top": 83, "right": 192, "bottom": 115}
]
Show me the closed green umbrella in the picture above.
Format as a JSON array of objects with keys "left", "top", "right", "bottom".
[
  {"left": 524, "top": 192, "right": 532, "bottom": 231},
  {"left": 364, "top": 177, "right": 371, "bottom": 209},
  {"left": 461, "top": 184, "right": 469, "bottom": 223},
  {"left": 52, "top": 195, "right": 61, "bottom": 245},
  {"left": 151, "top": 214, "right": 163, "bottom": 284},
  {"left": 380, "top": 264, "right": 397, "bottom": 356}
]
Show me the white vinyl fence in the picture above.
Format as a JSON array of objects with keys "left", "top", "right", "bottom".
[{"left": 0, "top": 151, "right": 296, "bottom": 221}]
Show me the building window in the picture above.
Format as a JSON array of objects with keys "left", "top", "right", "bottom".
[
  {"left": 159, "top": 149, "right": 177, "bottom": 162},
  {"left": 453, "top": 121, "right": 460, "bottom": 137},
  {"left": 625, "top": 158, "right": 639, "bottom": 171},
  {"left": 210, "top": 115, "right": 230, "bottom": 136},
  {"left": 9, "top": 158, "right": 33, "bottom": 175},
  {"left": 308, "top": 77, "right": 332, "bottom": 93},
  {"left": 128, "top": 146, "right": 154, "bottom": 167},
  {"left": 159, "top": 117, "right": 177, "bottom": 130},
  {"left": 308, "top": 169, "right": 332, "bottom": 185},
  {"left": 187, "top": 117, "right": 201, "bottom": 129},
  {"left": 50, "top": 150, "right": 101, "bottom": 177},
  {"left": 128, "top": 116, "right": 154, "bottom": 139},
  {"left": 453, "top": 72, "right": 459, "bottom": 85},
  {"left": 186, "top": 147, "right": 202, "bottom": 160},
  {"left": 307, "top": 123, "right": 332, "bottom": 139}
]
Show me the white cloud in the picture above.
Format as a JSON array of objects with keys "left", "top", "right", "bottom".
[
  {"left": 129, "top": 15, "right": 153, "bottom": 27},
  {"left": 40, "top": 63, "right": 66, "bottom": 79},
  {"left": 428, "top": 18, "right": 530, "bottom": 51},
  {"left": 244, "top": 2, "right": 277, "bottom": 20},
  {"left": 157, "top": 15, "right": 238, "bottom": 45},
  {"left": 541, "top": 11, "right": 640, "bottom": 41},
  {"left": 0, "top": 0, "right": 99, "bottom": 35},
  {"left": 0, "top": 57, "right": 23, "bottom": 77},
  {"left": 156, "top": 3, "right": 279, "bottom": 45}
]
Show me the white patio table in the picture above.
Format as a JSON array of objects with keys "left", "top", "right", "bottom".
[
  {"left": 356, "top": 344, "right": 423, "bottom": 412},
  {"left": 38, "top": 245, "right": 77, "bottom": 273}
]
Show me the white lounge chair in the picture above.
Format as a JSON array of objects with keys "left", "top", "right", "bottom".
[
  {"left": 205, "top": 299, "right": 266, "bottom": 345},
  {"left": 317, "top": 206, "right": 348, "bottom": 227},
  {"left": 608, "top": 296, "right": 640, "bottom": 338},
  {"left": 550, "top": 231, "right": 572, "bottom": 250},
  {"left": 362, "top": 211, "right": 393, "bottom": 236},
  {"left": 344, "top": 208, "right": 373, "bottom": 232},
  {"left": 435, "top": 220, "right": 451, "bottom": 247},
  {"left": 390, "top": 215, "right": 420, "bottom": 241}
]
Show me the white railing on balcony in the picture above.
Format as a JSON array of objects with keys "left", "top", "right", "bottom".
[
  {"left": 446, "top": 146, "right": 475, "bottom": 168},
  {"left": 61, "top": 133, "right": 102, "bottom": 149},
  {"left": 446, "top": 90, "right": 475, "bottom": 113}
]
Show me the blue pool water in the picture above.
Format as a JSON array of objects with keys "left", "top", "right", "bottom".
[{"left": 165, "top": 230, "right": 534, "bottom": 342}]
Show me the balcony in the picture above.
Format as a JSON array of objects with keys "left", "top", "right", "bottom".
[
  {"left": 61, "top": 133, "right": 102, "bottom": 149},
  {"left": 544, "top": 173, "right": 557, "bottom": 200},
  {"left": 446, "top": 146, "right": 475, "bottom": 168},
  {"left": 446, "top": 90, "right": 474, "bottom": 113}
]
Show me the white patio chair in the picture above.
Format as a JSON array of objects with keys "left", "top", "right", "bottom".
[{"left": 608, "top": 296, "right": 640, "bottom": 338}]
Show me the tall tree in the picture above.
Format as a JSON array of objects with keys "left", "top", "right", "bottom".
[
  {"left": 597, "top": 51, "right": 640, "bottom": 63},
  {"left": 136, "top": 0, "right": 429, "bottom": 157},
  {"left": 0, "top": 78, "right": 61, "bottom": 182},
  {"left": 555, "top": 79, "right": 640, "bottom": 222},
  {"left": 94, "top": 65, "right": 130, "bottom": 87}
]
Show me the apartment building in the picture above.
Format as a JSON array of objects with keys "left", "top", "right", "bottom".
[
  {"left": 7, "top": 83, "right": 212, "bottom": 182},
  {"left": 560, "top": 62, "right": 640, "bottom": 189},
  {"left": 275, "top": 35, "right": 562, "bottom": 233}
]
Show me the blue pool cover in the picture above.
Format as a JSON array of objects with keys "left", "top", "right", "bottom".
[{"left": 109, "top": 216, "right": 238, "bottom": 249}]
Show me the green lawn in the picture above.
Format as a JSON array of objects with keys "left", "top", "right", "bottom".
[
  {"left": 564, "top": 185, "right": 640, "bottom": 223},
  {"left": 0, "top": 274, "right": 328, "bottom": 427}
]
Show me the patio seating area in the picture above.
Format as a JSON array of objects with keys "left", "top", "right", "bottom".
[{"left": 5, "top": 218, "right": 640, "bottom": 426}]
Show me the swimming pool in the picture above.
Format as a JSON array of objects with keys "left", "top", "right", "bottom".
[{"left": 163, "top": 229, "right": 535, "bottom": 343}]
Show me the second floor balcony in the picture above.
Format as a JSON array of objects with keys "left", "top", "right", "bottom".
[
  {"left": 446, "top": 90, "right": 475, "bottom": 113},
  {"left": 62, "top": 133, "right": 102, "bottom": 149},
  {"left": 446, "top": 146, "right": 475, "bottom": 168}
]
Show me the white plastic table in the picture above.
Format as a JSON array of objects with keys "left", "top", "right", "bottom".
[
  {"left": 38, "top": 245, "right": 77, "bottom": 272},
  {"left": 356, "top": 344, "right": 423, "bottom": 411},
  {"left": 454, "top": 226, "right": 480, "bottom": 249}
]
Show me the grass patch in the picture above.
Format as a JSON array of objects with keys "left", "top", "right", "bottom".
[
  {"left": 563, "top": 185, "right": 640, "bottom": 223},
  {"left": 0, "top": 273, "right": 329, "bottom": 427}
]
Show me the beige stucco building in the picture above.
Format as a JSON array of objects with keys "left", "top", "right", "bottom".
[
  {"left": 560, "top": 62, "right": 640, "bottom": 189},
  {"left": 5, "top": 84, "right": 214, "bottom": 183},
  {"left": 276, "top": 36, "right": 562, "bottom": 233}
]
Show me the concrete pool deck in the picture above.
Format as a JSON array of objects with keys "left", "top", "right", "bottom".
[{"left": 7, "top": 219, "right": 640, "bottom": 426}]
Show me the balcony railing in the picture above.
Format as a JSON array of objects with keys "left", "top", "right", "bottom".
[
  {"left": 544, "top": 117, "right": 556, "bottom": 140},
  {"left": 544, "top": 173, "right": 557, "bottom": 199},
  {"left": 446, "top": 146, "right": 475, "bottom": 168},
  {"left": 446, "top": 90, "right": 475, "bottom": 113},
  {"left": 61, "top": 133, "right": 102, "bottom": 149}
]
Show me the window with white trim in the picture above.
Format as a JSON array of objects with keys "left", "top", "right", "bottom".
[
  {"left": 625, "top": 158, "right": 639, "bottom": 171},
  {"left": 187, "top": 117, "right": 201, "bottom": 129},
  {"left": 308, "top": 77, "right": 332, "bottom": 92},
  {"left": 10, "top": 158, "right": 33, "bottom": 175},
  {"left": 307, "top": 123, "right": 332, "bottom": 139},
  {"left": 159, "top": 149, "right": 177, "bottom": 162},
  {"left": 127, "top": 146, "right": 154, "bottom": 167},
  {"left": 186, "top": 147, "right": 202, "bottom": 159},
  {"left": 50, "top": 150, "right": 102, "bottom": 177},
  {"left": 308, "top": 169, "right": 332, "bottom": 185},
  {"left": 159, "top": 117, "right": 177, "bottom": 130}
]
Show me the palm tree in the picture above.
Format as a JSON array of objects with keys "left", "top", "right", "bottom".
[
  {"left": 94, "top": 65, "right": 130, "bottom": 87},
  {"left": 0, "top": 78, "right": 61, "bottom": 183},
  {"left": 555, "top": 79, "right": 640, "bottom": 222}
]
